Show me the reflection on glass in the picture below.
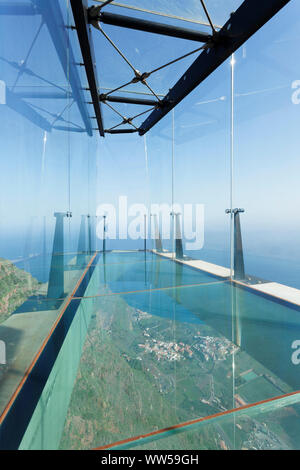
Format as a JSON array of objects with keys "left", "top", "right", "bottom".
[{"left": 115, "top": 392, "right": 300, "bottom": 450}]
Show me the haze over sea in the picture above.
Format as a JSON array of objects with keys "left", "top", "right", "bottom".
[{"left": 1, "top": 229, "right": 300, "bottom": 291}]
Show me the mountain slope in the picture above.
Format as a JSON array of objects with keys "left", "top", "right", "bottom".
[{"left": 0, "top": 258, "right": 39, "bottom": 323}]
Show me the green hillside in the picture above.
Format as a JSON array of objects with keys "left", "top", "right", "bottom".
[{"left": 0, "top": 258, "right": 39, "bottom": 323}]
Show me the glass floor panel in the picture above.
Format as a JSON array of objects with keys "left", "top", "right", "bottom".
[
  {"left": 83, "top": 255, "right": 223, "bottom": 296},
  {"left": 56, "top": 284, "right": 300, "bottom": 450},
  {"left": 9, "top": 251, "right": 300, "bottom": 450},
  {"left": 95, "top": 251, "right": 157, "bottom": 265}
]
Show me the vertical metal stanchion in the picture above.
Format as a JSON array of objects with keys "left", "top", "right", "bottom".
[
  {"left": 87, "top": 214, "right": 92, "bottom": 255},
  {"left": 103, "top": 215, "right": 106, "bottom": 253},
  {"left": 226, "top": 208, "right": 245, "bottom": 280},
  {"left": 150, "top": 213, "right": 163, "bottom": 252},
  {"left": 42, "top": 215, "right": 47, "bottom": 281},
  {"left": 174, "top": 212, "right": 183, "bottom": 259},
  {"left": 144, "top": 214, "right": 147, "bottom": 285},
  {"left": 102, "top": 215, "right": 107, "bottom": 286},
  {"left": 144, "top": 214, "right": 147, "bottom": 252},
  {"left": 170, "top": 211, "right": 175, "bottom": 255},
  {"left": 48, "top": 212, "right": 69, "bottom": 299},
  {"left": 77, "top": 215, "right": 87, "bottom": 264}
]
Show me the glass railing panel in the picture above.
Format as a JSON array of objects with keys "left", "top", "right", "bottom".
[
  {"left": 77, "top": 253, "right": 227, "bottom": 296},
  {"left": 0, "top": 1, "right": 100, "bottom": 439},
  {"left": 171, "top": 60, "right": 231, "bottom": 271},
  {"left": 234, "top": 0, "right": 300, "bottom": 291},
  {"left": 95, "top": 131, "right": 148, "bottom": 252},
  {"left": 0, "top": 251, "right": 99, "bottom": 427},
  {"left": 19, "top": 294, "right": 103, "bottom": 451},
  {"left": 145, "top": 113, "right": 173, "bottom": 254}
]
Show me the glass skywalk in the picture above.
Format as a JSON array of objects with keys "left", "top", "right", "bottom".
[{"left": 1, "top": 0, "right": 300, "bottom": 452}]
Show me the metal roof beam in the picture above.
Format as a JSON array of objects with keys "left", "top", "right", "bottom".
[
  {"left": 105, "top": 128, "right": 138, "bottom": 134},
  {"left": 91, "top": 10, "right": 212, "bottom": 43},
  {"left": 99, "top": 94, "right": 160, "bottom": 107},
  {"left": 70, "top": 0, "right": 105, "bottom": 137}
]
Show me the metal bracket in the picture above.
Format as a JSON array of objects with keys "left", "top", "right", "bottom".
[
  {"left": 226, "top": 208, "right": 245, "bottom": 280},
  {"left": 225, "top": 208, "right": 245, "bottom": 215}
]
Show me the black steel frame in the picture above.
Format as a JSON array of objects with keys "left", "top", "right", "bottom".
[
  {"left": 96, "top": 11, "right": 212, "bottom": 43},
  {"left": 99, "top": 94, "right": 160, "bottom": 107},
  {"left": 70, "top": 0, "right": 105, "bottom": 136},
  {"left": 70, "top": 0, "right": 291, "bottom": 136}
]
